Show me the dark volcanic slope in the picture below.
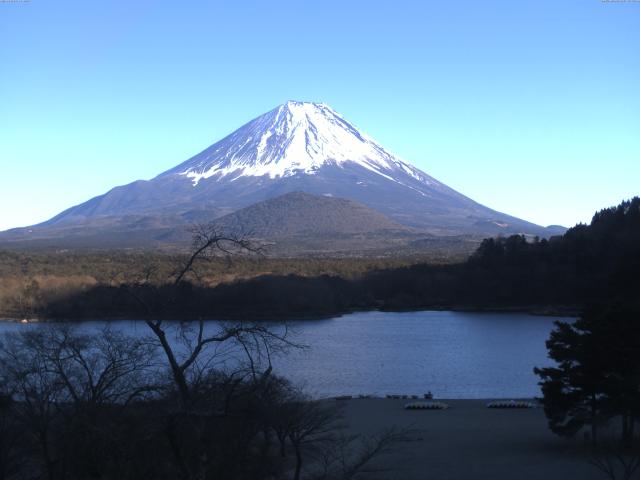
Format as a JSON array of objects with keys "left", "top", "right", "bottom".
[
  {"left": 0, "top": 192, "right": 480, "bottom": 257},
  {"left": 213, "top": 191, "right": 409, "bottom": 237}
]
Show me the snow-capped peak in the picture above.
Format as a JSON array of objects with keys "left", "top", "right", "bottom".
[{"left": 170, "top": 101, "right": 438, "bottom": 188}]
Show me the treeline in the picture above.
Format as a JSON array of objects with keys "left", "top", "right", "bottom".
[
  {"left": 18, "top": 197, "right": 640, "bottom": 320},
  {"left": 0, "top": 251, "right": 439, "bottom": 319},
  {"left": 360, "top": 199, "right": 638, "bottom": 312},
  {"left": 0, "top": 250, "right": 449, "bottom": 282}
]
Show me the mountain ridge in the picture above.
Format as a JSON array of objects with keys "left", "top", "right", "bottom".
[
  {"left": 212, "top": 191, "right": 410, "bottom": 237},
  {"left": 1, "top": 101, "right": 566, "bottom": 251}
]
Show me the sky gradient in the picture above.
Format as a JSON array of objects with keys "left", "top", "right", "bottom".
[{"left": 1, "top": 0, "right": 638, "bottom": 231}]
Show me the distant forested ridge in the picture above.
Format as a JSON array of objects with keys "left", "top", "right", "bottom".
[
  {"left": 365, "top": 197, "right": 640, "bottom": 311},
  {"left": 17, "top": 198, "right": 640, "bottom": 320}
]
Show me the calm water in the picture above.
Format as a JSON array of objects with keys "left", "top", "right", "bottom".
[{"left": 0, "top": 311, "right": 566, "bottom": 399}]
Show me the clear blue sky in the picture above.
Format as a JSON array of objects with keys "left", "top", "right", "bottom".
[{"left": 1, "top": 0, "right": 638, "bottom": 231}]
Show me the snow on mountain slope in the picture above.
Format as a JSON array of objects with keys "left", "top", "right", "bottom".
[
  {"left": 164, "top": 101, "right": 441, "bottom": 194},
  {"left": 1, "top": 100, "right": 564, "bottom": 247}
]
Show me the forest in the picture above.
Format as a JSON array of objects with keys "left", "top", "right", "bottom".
[{"left": 1, "top": 197, "right": 638, "bottom": 321}]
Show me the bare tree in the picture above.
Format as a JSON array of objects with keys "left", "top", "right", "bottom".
[
  {"left": 146, "top": 317, "right": 296, "bottom": 409},
  {"left": 324, "top": 428, "right": 411, "bottom": 480},
  {"left": 123, "top": 224, "right": 296, "bottom": 409},
  {"left": 286, "top": 399, "right": 344, "bottom": 480},
  {"left": 0, "top": 394, "right": 24, "bottom": 480},
  {"left": 0, "top": 326, "right": 159, "bottom": 480},
  {"left": 590, "top": 435, "right": 640, "bottom": 480},
  {"left": 172, "top": 223, "right": 260, "bottom": 286},
  {"left": 0, "top": 329, "right": 70, "bottom": 480},
  {"left": 117, "top": 224, "right": 305, "bottom": 480},
  {"left": 260, "top": 379, "right": 413, "bottom": 480},
  {"left": 0, "top": 224, "right": 410, "bottom": 480},
  {"left": 36, "top": 326, "right": 157, "bottom": 408}
]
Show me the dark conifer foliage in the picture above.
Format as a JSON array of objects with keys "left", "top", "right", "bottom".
[
  {"left": 535, "top": 302, "right": 640, "bottom": 447},
  {"left": 530, "top": 199, "right": 640, "bottom": 446}
]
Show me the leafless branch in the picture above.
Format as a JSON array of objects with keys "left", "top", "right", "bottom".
[
  {"left": 173, "top": 223, "right": 263, "bottom": 286},
  {"left": 591, "top": 444, "right": 640, "bottom": 480}
]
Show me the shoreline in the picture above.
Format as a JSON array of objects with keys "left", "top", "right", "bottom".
[
  {"left": 0, "top": 304, "right": 580, "bottom": 323},
  {"left": 323, "top": 395, "right": 541, "bottom": 402},
  {"left": 338, "top": 397, "right": 601, "bottom": 480}
]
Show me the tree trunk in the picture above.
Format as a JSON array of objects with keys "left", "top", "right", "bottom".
[
  {"left": 258, "top": 429, "right": 272, "bottom": 467},
  {"left": 38, "top": 428, "right": 56, "bottom": 480},
  {"left": 591, "top": 395, "right": 598, "bottom": 447},
  {"left": 293, "top": 442, "right": 302, "bottom": 480},
  {"left": 621, "top": 413, "right": 633, "bottom": 449},
  {"left": 145, "top": 320, "right": 191, "bottom": 406},
  {"left": 165, "top": 415, "right": 191, "bottom": 480},
  {"left": 277, "top": 431, "right": 287, "bottom": 458}
]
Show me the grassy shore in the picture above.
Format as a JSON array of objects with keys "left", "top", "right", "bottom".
[{"left": 339, "top": 398, "right": 603, "bottom": 479}]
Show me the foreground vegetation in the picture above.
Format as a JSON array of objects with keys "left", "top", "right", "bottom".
[
  {"left": 0, "top": 231, "right": 409, "bottom": 480},
  {"left": 536, "top": 302, "right": 640, "bottom": 447},
  {"left": 0, "top": 324, "right": 407, "bottom": 480}
]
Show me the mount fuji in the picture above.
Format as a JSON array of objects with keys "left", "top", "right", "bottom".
[{"left": 1, "top": 101, "right": 563, "bottom": 251}]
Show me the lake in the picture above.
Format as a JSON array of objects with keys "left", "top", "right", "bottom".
[{"left": 0, "top": 310, "right": 567, "bottom": 399}]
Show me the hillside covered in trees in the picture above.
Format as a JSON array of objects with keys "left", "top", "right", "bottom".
[{"left": 16, "top": 197, "right": 636, "bottom": 320}]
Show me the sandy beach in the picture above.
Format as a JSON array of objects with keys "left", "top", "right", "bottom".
[{"left": 339, "top": 398, "right": 603, "bottom": 480}]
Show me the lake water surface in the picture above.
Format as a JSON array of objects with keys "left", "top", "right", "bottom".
[{"left": 0, "top": 310, "right": 567, "bottom": 399}]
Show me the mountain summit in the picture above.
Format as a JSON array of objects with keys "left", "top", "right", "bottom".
[
  {"left": 166, "top": 100, "right": 439, "bottom": 189},
  {"left": 1, "top": 101, "right": 564, "bottom": 250}
]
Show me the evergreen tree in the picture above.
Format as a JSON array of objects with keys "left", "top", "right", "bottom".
[
  {"left": 535, "top": 302, "right": 640, "bottom": 446},
  {"left": 534, "top": 316, "right": 609, "bottom": 444}
]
